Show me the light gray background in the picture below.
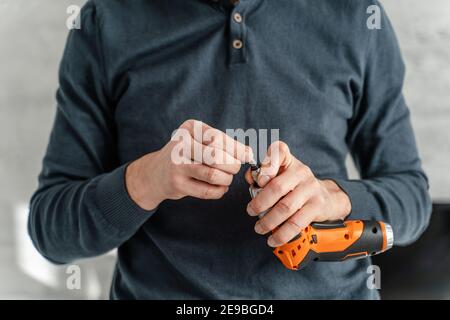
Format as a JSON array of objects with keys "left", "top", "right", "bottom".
[{"left": 0, "top": 0, "right": 449, "bottom": 299}]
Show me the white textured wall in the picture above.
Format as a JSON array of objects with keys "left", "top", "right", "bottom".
[{"left": 383, "top": 0, "right": 450, "bottom": 201}]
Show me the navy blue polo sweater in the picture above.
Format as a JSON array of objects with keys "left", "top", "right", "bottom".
[{"left": 29, "top": 0, "right": 431, "bottom": 299}]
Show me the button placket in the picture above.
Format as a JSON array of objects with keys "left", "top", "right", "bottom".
[{"left": 228, "top": 2, "right": 247, "bottom": 65}]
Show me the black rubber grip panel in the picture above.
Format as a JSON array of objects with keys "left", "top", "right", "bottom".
[
  {"left": 312, "top": 220, "right": 384, "bottom": 262},
  {"left": 287, "top": 220, "right": 344, "bottom": 245},
  {"left": 297, "top": 250, "right": 319, "bottom": 270},
  {"left": 311, "top": 220, "right": 346, "bottom": 229}
]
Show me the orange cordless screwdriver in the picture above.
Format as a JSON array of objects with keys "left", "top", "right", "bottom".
[{"left": 248, "top": 163, "right": 394, "bottom": 270}]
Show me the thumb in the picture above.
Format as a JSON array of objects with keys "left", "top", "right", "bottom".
[{"left": 258, "top": 141, "right": 292, "bottom": 187}]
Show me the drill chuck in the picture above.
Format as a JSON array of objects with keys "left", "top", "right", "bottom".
[{"left": 384, "top": 222, "right": 394, "bottom": 251}]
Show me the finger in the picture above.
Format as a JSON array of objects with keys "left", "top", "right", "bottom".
[
  {"left": 181, "top": 119, "right": 254, "bottom": 163},
  {"left": 185, "top": 178, "right": 229, "bottom": 200},
  {"left": 267, "top": 202, "right": 318, "bottom": 247},
  {"left": 184, "top": 164, "right": 233, "bottom": 186},
  {"left": 247, "top": 168, "right": 300, "bottom": 216},
  {"left": 258, "top": 141, "right": 292, "bottom": 187},
  {"left": 244, "top": 168, "right": 254, "bottom": 185},
  {"left": 203, "top": 126, "right": 254, "bottom": 164},
  {"left": 188, "top": 138, "right": 242, "bottom": 174},
  {"left": 254, "top": 185, "right": 314, "bottom": 235}
]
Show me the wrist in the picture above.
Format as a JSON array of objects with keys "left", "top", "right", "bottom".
[
  {"left": 321, "top": 179, "right": 352, "bottom": 220},
  {"left": 125, "top": 152, "right": 165, "bottom": 211}
]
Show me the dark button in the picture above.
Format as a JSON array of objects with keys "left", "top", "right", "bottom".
[{"left": 230, "top": 0, "right": 240, "bottom": 6}]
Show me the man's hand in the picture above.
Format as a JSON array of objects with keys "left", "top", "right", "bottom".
[
  {"left": 126, "top": 120, "right": 253, "bottom": 210},
  {"left": 245, "top": 141, "right": 351, "bottom": 247}
]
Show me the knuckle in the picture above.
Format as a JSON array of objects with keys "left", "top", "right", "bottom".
[
  {"left": 298, "top": 165, "right": 313, "bottom": 179},
  {"left": 201, "top": 187, "right": 211, "bottom": 199},
  {"left": 316, "top": 194, "right": 327, "bottom": 205},
  {"left": 216, "top": 187, "right": 228, "bottom": 199},
  {"left": 224, "top": 174, "right": 233, "bottom": 186},
  {"left": 279, "top": 141, "right": 289, "bottom": 153},
  {"left": 180, "top": 141, "right": 192, "bottom": 156},
  {"left": 271, "top": 140, "right": 289, "bottom": 156},
  {"left": 211, "top": 148, "right": 227, "bottom": 165},
  {"left": 270, "top": 180, "right": 283, "bottom": 194},
  {"left": 180, "top": 119, "right": 194, "bottom": 129},
  {"left": 251, "top": 201, "right": 263, "bottom": 214},
  {"left": 211, "top": 192, "right": 222, "bottom": 200},
  {"left": 209, "top": 147, "right": 217, "bottom": 160},
  {"left": 231, "top": 163, "right": 241, "bottom": 174},
  {"left": 294, "top": 164, "right": 304, "bottom": 176},
  {"left": 297, "top": 165, "right": 307, "bottom": 175},
  {"left": 312, "top": 179, "right": 321, "bottom": 190},
  {"left": 206, "top": 167, "right": 217, "bottom": 183},
  {"left": 211, "top": 131, "right": 224, "bottom": 146},
  {"left": 272, "top": 232, "right": 288, "bottom": 245},
  {"left": 218, "top": 151, "right": 229, "bottom": 166},
  {"left": 258, "top": 219, "right": 271, "bottom": 233},
  {"left": 246, "top": 145, "right": 254, "bottom": 157},
  {"left": 271, "top": 140, "right": 281, "bottom": 148},
  {"left": 174, "top": 140, "right": 184, "bottom": 149},
  {"left": 303, "top": 165, "right": 313, "bottom": 177},
  {"left": 180, "top": 139, "right": 190, "bottom": 149},
  {"left": 286, "top": 219, "right": 301, "bottom": 231},
  {"left": 276, "top": 201, "right": 293, "bottom": 215}
]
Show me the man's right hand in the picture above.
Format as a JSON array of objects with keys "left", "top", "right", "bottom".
[{"left": 125, "top": 120, "right": 253, "bottom": 210}]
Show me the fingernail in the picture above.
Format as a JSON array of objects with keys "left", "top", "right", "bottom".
[
  {"left": 267, "top": 237, "right": 276, "bottom": 247},
  {"left": 247, "top": 205, "right": 255, "bottom": 216},
  {"left": 254, "top": 223, "right": 263, "bottom": 234},
  {"left": 258, "top": 175, "right": 270, "bottom": 186}
]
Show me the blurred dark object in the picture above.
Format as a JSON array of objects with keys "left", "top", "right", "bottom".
[{"left": 372, "top": 203, "right": 450, "bottom": 299}]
